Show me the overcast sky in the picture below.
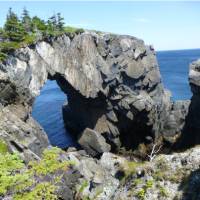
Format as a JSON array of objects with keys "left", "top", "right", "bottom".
[{"left": 0, "top": 1, "right": 200, "bottom": 51}]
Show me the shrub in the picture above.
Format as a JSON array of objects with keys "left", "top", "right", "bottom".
[
  {"left": 0, "top": 41, "right": 21, "bottom": 53},
  {"left": 137, "top": 188, "right": 145, "bottom": 200},
  {"left": 0, "top": 147, "right": 72, "bottom": 200}
]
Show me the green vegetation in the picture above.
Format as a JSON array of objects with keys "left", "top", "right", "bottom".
[
  {"left": 78, "top": 180, "right": 89, "bottom": 194},
  {"left": 0, "top": 139, "right": 8, "bottom": 154},
  {"left": 0, "top": 147, "right": 73, "bottom": 200},
  {"left": 133, "top": 179, "right": 154, "bottom": 200},
  {"left": 145, "top": 180, "right": 153, "bottom": 189},
  {"left": 137, "top": 188, "right": 145, "bottom": 200},
  {"left": 124, "top": 160, "right": 146, "bottom": 177},
  {"left": 0, "top": 7, "right": 85, "bottom": 62},
  {"left": 158, "top": 185, "right": 168, "bottom": 197}
]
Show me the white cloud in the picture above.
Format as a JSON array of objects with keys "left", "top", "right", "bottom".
[{"left": 133, "top": 18, "right": 151, "bottom": 23}]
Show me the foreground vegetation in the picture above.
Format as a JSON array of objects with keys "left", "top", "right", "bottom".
[
  {"left": 0, "top": 145, "right": 73, "bottom": 200},
  {"left": 0, "top": 8, "right": 84, "bottom": 62}
]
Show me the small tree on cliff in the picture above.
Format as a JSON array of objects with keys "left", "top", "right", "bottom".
[
  {"left": 47, "top": 14, "right": 57, "bottom": 33},
  {"left": 56, "top": 13, "right": 65, "bottom": 31},
  {"left": 31, "top": 16, "right": 46, "bottom": 33},
  {"left": 4, "top": 8, "right": 25, "bottom": 42},
  {"left": 21, "top": 7, "right": 32, "bottom": 32}
]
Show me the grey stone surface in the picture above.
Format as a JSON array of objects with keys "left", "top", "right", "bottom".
[
  {"left": 177, "top": 59, "right": 200, "bottom": 148},
  {"left": 65, "top": 146, "right": 200, "bottom": 200},
  {"left": 78, "top": 128, "right": 111, "bottom": 156}
]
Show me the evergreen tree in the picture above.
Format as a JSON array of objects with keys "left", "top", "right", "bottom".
[
  {"left": 56, "top": 13, "right": 65, "bottom": 31},
  {"left": 21, "top": 7, "right": 32, "bottom": 32},
  {"left": 0, "top": 28, "right": 5, "bottom": 41},
  {"left": 47, "top": 14, "right": 57, "bottom": 32},
  {"left": 4, "top": 8, "right": 25, "bottom": 42},
  {"left": 31, "top": 16, "right": 46, "bottom": 33}
]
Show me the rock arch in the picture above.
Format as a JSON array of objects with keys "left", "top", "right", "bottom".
[{"left": 0, "top": 32, "right": 181, "bottom": 158}]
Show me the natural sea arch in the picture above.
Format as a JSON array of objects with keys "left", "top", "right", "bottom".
[{"left": 1, "top": 32, "right": 183, "bottom": 155}]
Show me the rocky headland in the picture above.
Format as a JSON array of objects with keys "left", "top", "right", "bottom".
[{"left": 0, "top": 31, "right": 200, "bottom": 199}]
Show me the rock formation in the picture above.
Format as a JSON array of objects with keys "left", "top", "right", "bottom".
[
  {"left": 0, "top": 31, "right": 195, "bottom": 158},
  {"left": 176, "top": 59, "right": 200, "bottom": 148},
  {"left": 1, "top": 30, "right": 200, "bottom": 200},
  {"left": 66, "top": 145, "right": 200, "bottom": 200}
]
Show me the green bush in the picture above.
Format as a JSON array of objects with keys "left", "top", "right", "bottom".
[
  {"left": 137, "top": 188, "right": 145, "bottom": 200},
  {"left": 0, "top": 147, "right": 72, "bottom": 200},
  {"left": 0, "top": 41, "right": 21, "bottom": 53},
  {"left": 23, "top": 34, "right": 37, "bottom": 45},
  {"left": 0, "top": 52, "right": 7, "bottom": 62},
  {"left": 64, "top": 26, "right": 84, "bottom": 34}
]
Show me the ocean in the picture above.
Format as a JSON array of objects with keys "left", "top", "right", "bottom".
[
  {"left": 157, "top": 49, "right": 200, "bottom": 100},
  {"left": 32, "top": 80, "right": 75, "bottom": 148},
  {"left": 32, "top": 49, "right": 200, "bottom": 148}
]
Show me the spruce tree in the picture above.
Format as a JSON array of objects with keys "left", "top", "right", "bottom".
[
  {"left": 4, "top": 8, "right": 25, "bottom": 42},
  {"left": 57, "top": 13, "right": 65, "bottom": 31},
  {"left": 48, "top": 14, "right": 57, "bottom": 32},
  {"left": 31, "top": 16, "right": 46, "bottom": 33},
  {"left": 0, "top": 28, "right": 5, "bottom": 41},
  {"left": 21, "top": 7, "right": 32, "bottom": 32}
]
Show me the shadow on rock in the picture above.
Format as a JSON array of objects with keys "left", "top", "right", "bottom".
[{"left": 178, "top": 168, "right": 200, "bottom": 200}]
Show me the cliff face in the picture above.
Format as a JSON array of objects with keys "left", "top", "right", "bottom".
[
  {"left": 0, "top": 32, "right": 177, "bottom": 156},
  {"left": 177, "top": 59, "right": 200, "bottom": 148}
]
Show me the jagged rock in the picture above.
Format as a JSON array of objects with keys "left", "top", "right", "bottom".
[
  {"left": 78, "top": 128, "right": 111, "bottom": 157},
  {"left": 59, "top": 146, "right": 200, "bottom": 200},
  {"left": 189, "top": 59, "right": 200, "bottom": 87},
  {"left": 162, "top": 100, "right": 190, "bottom": 144},
  {"left": 0, "top": 105, "right": 49, "bottom": 162},
  {"left": 177, "top": 59, "right": 200, "bottom": 148}
]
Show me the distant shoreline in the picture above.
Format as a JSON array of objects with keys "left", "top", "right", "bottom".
[{"left": 157, "top": 48, "right": 200, "bottom": 53}]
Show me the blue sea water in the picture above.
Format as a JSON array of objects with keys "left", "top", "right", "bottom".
[
  {"left": 32, "top": 80, "right": 75, "bottom": 148},
  {"left": 157, "top": 49, "right": 200, "bottom": 100},
  {"left": 32, "top": 49, "right": 200, "bottom": 147}
]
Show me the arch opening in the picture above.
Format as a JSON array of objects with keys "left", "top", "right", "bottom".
[{"left": 32, "top": 79, "right": 76, "bottom": 149}]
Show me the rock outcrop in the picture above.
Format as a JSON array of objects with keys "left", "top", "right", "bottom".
[
  {"left": 0, "top": 31, "right": 192, "bottom": 157},
  {"left": 54, "top": 145, "right": 200, "bottom": 200},
  {"left": 177, "top": 59, "right": 200, "bottom": 148},
  {"left": 61, "top": 33, "right": 172, "bottom": 151}
]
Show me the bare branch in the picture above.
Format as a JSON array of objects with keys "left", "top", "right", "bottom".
[{"left": 147, "top": 143, "right": 162, "bottom": 162}]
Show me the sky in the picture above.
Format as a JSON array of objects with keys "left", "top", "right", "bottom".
[{"left": 0, "top": 1, "right": 200, "bottom": 51}]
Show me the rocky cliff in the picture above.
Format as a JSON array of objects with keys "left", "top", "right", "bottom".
[
  {"left": 0, "top": 31, "right": 192, "bottom": 158},
  {"left": 176, "top": 59, "right": 200, "bottom": 148},
  {"left": 1, "top": 31, "right": 200, "bottom": 200}
]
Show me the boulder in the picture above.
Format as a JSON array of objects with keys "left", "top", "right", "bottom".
[{"left": 78, "top": 128, "right": 111, "bottom": 157}]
